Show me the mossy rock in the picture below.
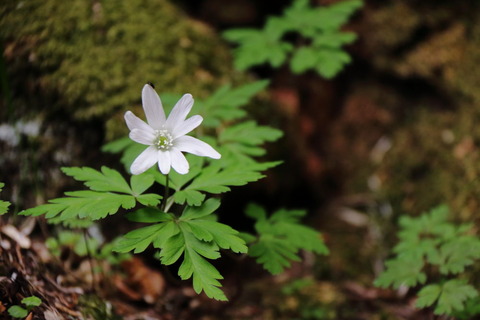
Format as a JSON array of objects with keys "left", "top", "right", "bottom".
[
  {"left": 1, "top": 0, "right": 241, "bottom": 129},
  {"left": 373, "top": 104, "right": 480, "bottom": 220}
]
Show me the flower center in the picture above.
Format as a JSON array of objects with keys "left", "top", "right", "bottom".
[{"left": 153, "top": 130, "right": 173, "bottom": 150}]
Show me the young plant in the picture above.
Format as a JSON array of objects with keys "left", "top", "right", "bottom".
[
  {"left": 223, "top": 0, "right": 362, "bottom": 78},
  {"left": 242, "top": 204, "right": 329, "bottom": 274},
  {"left": 20, "top": 82, "right": 328, "bottom": 301},
  {"left": 375, "top": 205, "right": 480, "bottom": 317},
  {"left": 8, "top": 296, "right": 42, "bottom": 318}
]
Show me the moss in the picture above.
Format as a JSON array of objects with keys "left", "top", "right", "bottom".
[
  {"left": 1, "top": 0, "right": 241, "bottom": 124},
  {"left": 374, "top": 106, "right": 480, "bottom": 220}
]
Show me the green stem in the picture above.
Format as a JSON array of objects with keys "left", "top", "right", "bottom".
[{"left": 162, "top": 174, "right": 170, "bottom": 212}]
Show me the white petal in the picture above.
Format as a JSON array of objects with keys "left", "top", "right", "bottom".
[
  {"left": 124, "top": 111, "right": 152, "bottom": 132},
  {"left": 130, "top": 146, "right": 158, "bottom": 175},
  {"left": 157, "top": 150, "right": 171, "bottom": 174},
  {"left": 142, "top": 84, "right": 166, "bottom": 130},
  {"left": 174, "top": 135, "right": 221, "bottom": 159},
  {"left": 169, "top": 148, "right": 189, "bottom": 174},
  {"left": 165, "top": 94, "right": 193, "bottom": 131},
  {"left": 172, "top": 115, "right": 203, "bottom": 139},
  {"left": 129, "top": 128, "right": 155, "bottom": 145}
]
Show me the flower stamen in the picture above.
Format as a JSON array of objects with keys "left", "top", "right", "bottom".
[{"left": 153, "top": 129, "right": 173, "bottom": 150}]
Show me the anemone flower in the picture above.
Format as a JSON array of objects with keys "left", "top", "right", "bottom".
[{"left": 124, "top": 84, "right": 221, "bottom": 175}]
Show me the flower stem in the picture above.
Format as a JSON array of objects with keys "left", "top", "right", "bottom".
[{"left": 162, "top": 174, "right": 170, "bottom": 212}]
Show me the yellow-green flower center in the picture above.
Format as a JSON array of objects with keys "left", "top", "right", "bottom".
[{"left": 153, "top": 130, "right": 173, "bottom": 150}]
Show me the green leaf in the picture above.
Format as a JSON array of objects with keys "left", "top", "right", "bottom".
[
  {"left": 246, "top": 204, "right": 328, "bottom": 274},
  {"left": 20, "top": 191, "right": 136, "bottom": 220},
  {"left": 113, "top": 221, "right": 177, "bottom": 254},
  {"left": 198, "top": 80, "right": 269, "bottom": 127},
  {"left": 422, "top": 279, "right": 478, "bottom": 315},
  {"left": 290, "top": 47, "right": 318, "bottom": 73},
  {"left": 181, "top": 198, "right": 221, "bottom": 220},
  {"left": 173, "top": 162, "right": 273, "bottom": 206},
  {"left": 416, "top": 284, "right": 441, "bottom": 309},
  {"left": 24, "top": 295, "right": 41, "bottom": 307},
  {"left": 180, "top": 243, "right": 227, "bottom": 301},
  {"left": 174, "top": 189, "right": 206, "bottom": 206},
  {"left": 62, "top": 166, "right": 132, "bottom": 194},
  {"left": 20, "top": 167, "right": 161, "bottom": 221},
  {"left": 219, "top": 121, "right": 283, "bottom": 157},
  {"left": 314, "top": 49, "right": 351, "bottom": 79},
  {"left": 130, "top": 173, "right": 155, "bottom": 195},
  {"left": 165, "top": 200, "right": 247, "bottom": 300},
  {"left": 435, "top": 236, "right": 480, "bottom": 275},
  {"left": 250, "top": 233, "right": 301, "bottom": 274},
  {"left": 223, "top": 29, "right": 289, "bottom": 71},
  {"left": 8, "top": 306, "right": 28, "bottom": 318},
  {"left": 374, "top": 254, "right": 427, "bottom": 288},
  {"left": 126, "top": 208, "right": 172, "bottom": 223},
  {"left": 0, "top": 182, "right": 10, "bottom": 215},
  {"left": 186, "top": 220, "right": 248, "bottom": 253}
]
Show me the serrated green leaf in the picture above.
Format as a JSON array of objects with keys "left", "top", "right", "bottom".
[
  {"left": 135, "top": 193, "right": 162, "bottom": 206},
  {"left": 173, "top": 162, "right": 269, "bottom": 206},
  {"left": 159, "top": 232, "right": 186, "bottom": 265},
  {"left": 250, "top": 234, "right": 301, "bottom": 274},
  {"left": 245, "top": 203, "right": 268, "bottom": 220},
  {"left": 62, "top": 166, "right": 132, "bottom": 194},
  {"left": 219, "top": 121, "right": 283, "bottom": 151},
  {"left": 314, "top": 50, "right": 351, "bottom": 79},
  {"left": 8, "top": 306, "right": 28, "bottom": 318},
  {"left": 0, "top": 182, "right": 11, "bottom": 215},
  {"left": 246, "top": 204, "right": 328, "bottom": 274},
  {"left": 374, "top": 254, "right": 426, "bottom": 288},
  {"left": 179, "top": 244, "right": 227, "bottom": 301},
  {"left": 434, "top": 280, "right": 478, "bottom": 315},
  {"left": 181, "top": 198, "right": 221, "bottom": 220},
  {"left": 153, "top": 199, "right": 247, "bottom": 301},
  {"left": 0, "top": 200, "right": 9, "bottom": 215},
  {"left": 174, "top": 189, "right": 206, "bottom": 206},
  {"left": 126, "top": 208, "right": 171, "bottom": 223},
  {"left": 436, "top": 236, "right": 480, "bottom": 275},
  {"left": 20, "top": 191, "right": 136, "bottom": 220},
  {"left": 199, "top": 80, "right": 270, "bottom": 127},
  {"left": 416, "top": 284, "right": 441, "bottom": 309},
  {"left": 290, "top": 47, "right": 318, "bottom": 73},
  {"left": 130, "top": 173, "right": 155, "bottom": 195},
  {"left": 113, "top": 221, "right": 176, "bottom": 254},
  {"left": 21, "top": 166, "right": 161, "bottom": 221},
  {"left": 187, "top": 220, "right": 248, "bottom": 253}
]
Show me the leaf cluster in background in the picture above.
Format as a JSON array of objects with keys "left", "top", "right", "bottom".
[
  {"left": 114, "top": 198, "right": 247, "bottom": 301},
  {"left": 223, "top": 0, "right": 362, "bottom": 78},
  {"left": 375, "top": 205, "right": 480, "bottom": 317},
  {"left": 242, "top": 204, "right": 329, "bottom": 274}
]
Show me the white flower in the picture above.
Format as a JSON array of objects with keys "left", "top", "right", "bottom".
[{"left": 124, "top": 84, "right": 221, "bottom": 175}]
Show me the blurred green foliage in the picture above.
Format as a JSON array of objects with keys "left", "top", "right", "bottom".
[
  {"left": 223, "top": 0, "right": 362, "bottom": 78},
  {"left": 375, "top": 205, "right": 480, "bottom": 317}
]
